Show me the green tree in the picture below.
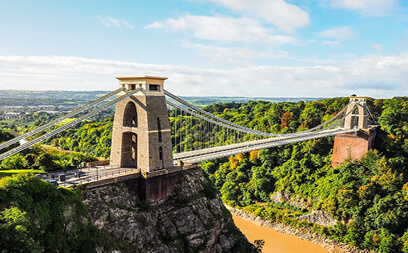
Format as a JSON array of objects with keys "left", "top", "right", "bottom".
[
  {"left": 253, "top": 239, "right": 265, "bottom": 253},
  {"left": 344, "top": 221, "right": 363, "bottom": 246},
  {"left": 0, "top": 153, "right": 24, "bottom": 169},
  {"left": 23, "top": 154, "right": 37, "bottom": 168},
  {"left": 0, "top": 207, "right": 43, "bottom": 253},
  {"left": 34, "top": 153, "right": 54, "bottom": 170},
  {"left": 379, "top": 229, "right": 396, "bottom": 253},
  {"left": 401, "top": 230, "right": 408, "bottom": 253}
]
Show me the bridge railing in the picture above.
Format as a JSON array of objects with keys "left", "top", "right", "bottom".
[{"left": 56, "top": 167, "right": 139, "bottom": 188}]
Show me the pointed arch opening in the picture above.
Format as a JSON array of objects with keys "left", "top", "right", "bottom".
[
  {"left": 121, "top": 132, "right": 137, "bottom": 168},
  {"left": 123, "top": 102, "right": 137, "bottom": 127},
  {"left": 350, "top": 116, "right": 359, "bottom": 129},
  {"left": 350, "top": 104, "right": 363, "bottom": 129}
]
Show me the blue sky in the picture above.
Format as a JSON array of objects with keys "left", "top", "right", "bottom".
[{"left": 0, "top": 0, "right": 407, "bottom": 98}]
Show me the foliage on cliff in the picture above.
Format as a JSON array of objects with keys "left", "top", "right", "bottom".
[{"left": 0, "top": 173, "right": 100, "bottom": 252}]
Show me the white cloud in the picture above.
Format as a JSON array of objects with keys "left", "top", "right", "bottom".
[
  {"left": 182, "top": 41, "right": 289, "bottom": 58},
  {"left": 145, "top": 14, "right": 296, "bottom": 45},
  {"left": 95, "top": 15, "right": 134, "bottom": 29},
  {"left": 182, "top": 41, "right": 336, "bottom": 65},
  {"left": 146, "top": 21, "right": 175, "bottom": 30},
  {"left": 371, "top": 44, "right": 385, "bottom": 54},
  {"left": 323, "top": 40, "right": 340, "bottom": 46},
  {"left": 341, "top": 54, "right": 356, "bottom": 58},
  {"left": 318, "top": 26, "right": 355, "bottom": 40},
  {"left": 120, "top": 20, "right": 134, "bottom": 29},
  {"left": 327, "top": 0, "right": 399, "bottom": 16},
  {"left": 339, "top": 53, "right": 408, "bottom": 91},
  {"left": 0, "top": 53, "right": 407, "bottom": 98},
  {"left": 181, "top": 41, "right": 289, "bottom": 65},
  {"left": 208, "top": 0, "right": 310, "bottom": 33}
]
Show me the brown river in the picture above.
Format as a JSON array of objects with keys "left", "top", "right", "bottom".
[{"left": 232, "top": 214, "right": 331, "bottom": 253}]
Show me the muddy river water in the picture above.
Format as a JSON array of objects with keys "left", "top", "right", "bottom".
[{"left": 232, "top": 214, "right": 331, "bottom": 253}]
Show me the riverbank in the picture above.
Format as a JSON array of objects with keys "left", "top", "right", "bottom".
[
  {"left": 233, "top": 214, "right": 331, "bottom": 253},
  {"left": 227, "top": 205, "right": 376, "bottom": 253}
]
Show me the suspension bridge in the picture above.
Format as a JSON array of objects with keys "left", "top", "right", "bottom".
[{"left": 0, "top": 76, "right": 374, "bottom": 173}]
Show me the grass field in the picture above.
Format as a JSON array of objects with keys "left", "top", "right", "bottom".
[
  {"left": 0, "top": 169, "right": 46, "bottom": 177},
  {"left": 55, "top": 118, "right": 76, "bottom": 127}
]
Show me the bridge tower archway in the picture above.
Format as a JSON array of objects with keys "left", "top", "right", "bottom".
[
  {"left": 121, "top": 132, "right": 137, "bottom": 168},
  {"left": 123, "top": 101, "right": 138, "bottom": 127},
  {"left": 344, "top": 97, "right": 368, "bottom": 129},
  {"left": 110, "top": 76, "right": 174, "bottom": 172}
]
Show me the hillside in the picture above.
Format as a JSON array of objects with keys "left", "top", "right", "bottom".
[{"left": 1, "top": 96, "right": 408, "bottom": 252}]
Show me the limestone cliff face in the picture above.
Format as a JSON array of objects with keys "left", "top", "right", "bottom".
[{"left": 83, "top": 168, "right": 253, "bottom": 253}]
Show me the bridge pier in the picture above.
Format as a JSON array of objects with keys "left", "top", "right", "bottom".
[
  {"left": 141, "top": 170, "right": 182, "bottom": 202},
  {"left": 331, "top": 96, "right": 377, "bottom": 168},
  {"left": 331, "top": 127, "right": 377, "bottom": 168}
]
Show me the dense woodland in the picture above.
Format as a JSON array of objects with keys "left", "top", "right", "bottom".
[
  {"left": 198, "top": 96, "right": 408, "bottom": 253},
  {"left": 0, "top": 96, "right": 408, "bottom": 252}
]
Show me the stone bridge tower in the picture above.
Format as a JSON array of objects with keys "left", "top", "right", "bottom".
[
  {"left": 110, "top": 76, "right": 174, "bottom": 173},
  {"left": 331, "top": 96, "right": 377, "bottom": 168},
  {"left": 344, "top": 97, "right": 368, "bottom": 129}
]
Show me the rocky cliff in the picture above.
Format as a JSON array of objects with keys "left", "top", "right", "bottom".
[{"left": 83, "top": 168, "right": 253, "bottom": 253}]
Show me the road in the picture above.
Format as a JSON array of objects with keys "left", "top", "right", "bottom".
[{"left": 39, "top": 166, "right": 139, "bottom": 187}]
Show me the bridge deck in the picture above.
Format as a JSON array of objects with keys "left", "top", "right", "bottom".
[{"left": 174, "top": 128, "right": 357, "bottom": 163}]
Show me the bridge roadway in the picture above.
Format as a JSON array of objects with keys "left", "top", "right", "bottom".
[{"left": 173, "top": 128, "right": 357, "bottom": 164}]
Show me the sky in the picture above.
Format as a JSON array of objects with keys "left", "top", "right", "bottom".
[{"left": 0, "top": 0, "right": 407, "bottom": 98}]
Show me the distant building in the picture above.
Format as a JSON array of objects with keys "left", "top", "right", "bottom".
[
  {"left": 38, "top": 110, "right": 60, "bottom": 114},
  {"left": 0, "top": 112, "right": 25, "bottom": 120}
]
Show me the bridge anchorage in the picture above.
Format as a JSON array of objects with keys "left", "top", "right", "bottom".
[{"left": 0, "top": 76, "right": 378, "bottom": 200}]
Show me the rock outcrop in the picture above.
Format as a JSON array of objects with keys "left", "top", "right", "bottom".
[
  {"left": 298, "top": 210, "right": 337, "bottom": 226},
  {"left": 83, "top": 168, "right": 253, "bottom": 253},
  {"left": 271, "top": 191, "right": 338, "bottom": 226},
  {"left": 270, "top": 191, "right": 307, "bottom": 209}
]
